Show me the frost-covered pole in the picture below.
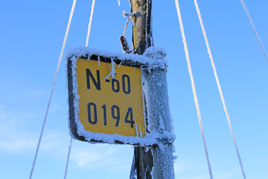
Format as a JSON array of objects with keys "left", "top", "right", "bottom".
[
  {"left": 131, "top": 0, "right": 175, "bottom": 179},
  {"left": 142, "top": 49, "right": 175, "bottom": 178},
  {"left": 131, "top": 0, "right": 153, "bottom": 178}
]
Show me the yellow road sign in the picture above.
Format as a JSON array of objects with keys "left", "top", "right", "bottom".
[{"left": 67, "top": 54, "right": 146, "bottom": 144}]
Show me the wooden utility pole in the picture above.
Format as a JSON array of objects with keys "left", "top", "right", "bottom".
[
  {"left": 130, "top": 1, "right": 175, "bottom": 178},
  {"left": 131, "top": 0, "right": 154, "bottom": 178},
  {"left": 131, "top": 0, "right": 153, "bottom": 54}
]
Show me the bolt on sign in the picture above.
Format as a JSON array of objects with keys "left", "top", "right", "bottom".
[{"left": 67, "top": 50, "right": 147, "bottom": 145}]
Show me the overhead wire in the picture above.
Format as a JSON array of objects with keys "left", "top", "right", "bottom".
[
  {"left": 240, "top": 0, "right": 268, "bottom": 63},
  {"left": 174, "top": 0, "right": 213, "bottom": 178},
  {"left": 28, "top": 0, "right": 77, "bottom": 178},
  {"left": 193, "top": 0, "right": 246, "bottom": 178},
  {"left": 85, "top": 0, "right": 96, "bottom": 47},
  {"left": 64, "top": 137, "right": 73, "bottom": 179},
  {"left": 64, "top": 0, "right": 97, "bottom": 178}
]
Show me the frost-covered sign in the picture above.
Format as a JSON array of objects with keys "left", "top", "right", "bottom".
[
  {"left": 67, "top": 48, "right": 169, "bottom": 145},
  {"left": 67, "top": 49, "right": 152, "bottom": 145}
]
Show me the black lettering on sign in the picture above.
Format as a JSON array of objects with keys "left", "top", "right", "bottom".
[
  {"left": 86, "top": 69, "right": 101, "bottom": 90},
  {"left": 125, "top": 107, "right": 134, "bottom": 128},
  {"left": 122, "top": 75, "right": 131, "bottom": 94},
  {"left": 101, "top": 104, "right": 107, "bottom": 126},
  {"left": 112, "top": 79, "right": 120, "bottom": 93},
  {"left": 88, "top": 102, "right": 97, "bottom": 124},
  {"left": 86, "top": 103, "right": 137, "bottom": 128},
  {"left": 112, "top": 105, "right": 120, "bottom": 127}
]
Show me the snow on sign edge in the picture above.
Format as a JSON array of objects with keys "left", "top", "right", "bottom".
[
  {"left": 66, "top": 47, "right": 168, "bottom": 70},
  {"left": 67, "top": 47, "right": 174, "bottom": 146}
]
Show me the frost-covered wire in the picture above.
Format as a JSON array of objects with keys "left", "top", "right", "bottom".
[
  {"left": 174, "top": 0, "right": 213, "bottom": 178},
  {"left": 122, "top": 11, "right": 136, "bottom": 37},
  {"left": 29, "top": 0, "right": 77, "bottom": 178},
  {"left": 194, "top": 0, "right": 246, "bottom": 178},
  {"left": 123, "top": 17, "right": 130, "bottom": 37},
  {"left": 85, "top": 0, "right": 96, "bottom": 47},
  {"left": 64, "top": 1, "right": 97, "bottom": 176},
  {"left": 64, "top": 137, "right": 73, "bottom": 179},
  {"left": 240, "top": 0, "right": 268, "bottom": 63},
  {"left": 123, "top": 11, "right": 136, "bottom": 25}
]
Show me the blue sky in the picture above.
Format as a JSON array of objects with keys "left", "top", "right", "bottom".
[{"left": 0, "top": 0, "right": 268, "bottom": 178}]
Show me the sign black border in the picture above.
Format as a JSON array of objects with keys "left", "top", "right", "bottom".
[{"left": 67, "top": 54, "right": 147, "bottom": 145}]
